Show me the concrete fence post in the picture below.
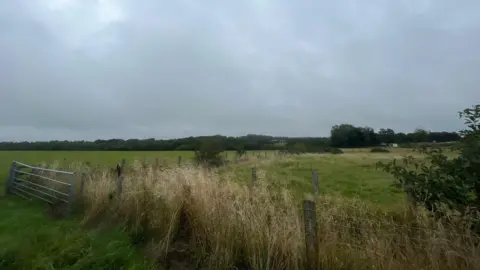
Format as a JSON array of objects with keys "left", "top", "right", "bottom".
[{"left": 303, "top": 199, "right": 318, "bottom": 270}]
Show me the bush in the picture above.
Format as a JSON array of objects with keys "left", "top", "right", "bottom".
[
  {"left": 326, "top": 147, "right": 343, "bottom": 154},
  {"left": 371, "top": 147, "right": 390, "bottom": 153},
  {"left": 377, "top": 104, "right": 480, "bottom": 218},
  {"left": 194, "top": 140, "right": 225, "bottom": 167}
]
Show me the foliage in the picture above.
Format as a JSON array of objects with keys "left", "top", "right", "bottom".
[
  {"left": 377, "top": 104, "right": 480, "bottom": 216},
  {"left": 194, "top": 139, "right": 225, "bottom": 167},
  {"left": 330, "top": 124, "right": 459, "bottom": 148},
  {"left": 371, "top": 147, "right": 390, "bottom": 153}
]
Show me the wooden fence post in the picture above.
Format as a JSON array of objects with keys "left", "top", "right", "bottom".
[
  {"left": 251, "top": 167, "right": 257, "bottom": 188},
  {"left": 116, "top": 159, "right": 126, "bottom": 195},
  {"left": 155, "top": 158, "right": 159, "bottom": 167},
  {"left": 303, "top": 200, "right": 318, "bottom": 270},
  {"left": 79, "top": 172, "right": 86, "bottom": 197},
  {"left": 312, "top": 170, "right": 319, "bottom": 197},
  {"left": 178, "top": 156, "right": 182, "bottom": 166},
  {"left": 5, "top": 161, "right": 17, "bottom": 195},
  {"left": 403, "top": 184, "right": 416, "bottom": 218}
]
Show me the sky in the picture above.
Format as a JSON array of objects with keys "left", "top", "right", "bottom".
[{"left": 1, "top": 0, "right": 479, "bottom": 141}]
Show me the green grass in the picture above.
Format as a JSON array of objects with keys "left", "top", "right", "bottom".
[
  {"left": 0, "top": 198, "right": 154, "bottom": 270},
  {"left": 0, "top": 150, "right": 273, "bottom": 170},
  {"left": 224, "top": 152, "right": 407, "bottom": 209}
]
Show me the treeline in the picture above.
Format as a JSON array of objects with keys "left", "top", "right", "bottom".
[
  {"left": 0, "top": 126, "right": 460, "bottom": 151},
  {"left": 330, "top": 125, "right": 460, "bottom": 148}
]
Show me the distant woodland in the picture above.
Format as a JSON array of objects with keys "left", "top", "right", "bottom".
[{"left": 0, "top": 125, "right": 460, "bottom": 151}]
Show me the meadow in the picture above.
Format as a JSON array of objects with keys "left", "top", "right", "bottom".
[{"left": 0, "top": 149, "right": 478, "bottom": 270}]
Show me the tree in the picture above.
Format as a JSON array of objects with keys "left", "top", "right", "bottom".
[
  {"left": 412, "top": 128, "right": 429, "bottom": 143},
  {"left": 377, "top": 104, "right": 480, "bottom": 218},
  {"left": 330, "top": 124, "right": 357, "bottom": 147},
  {"left": 194, "top": 139, "right": 225, "bottom": 167},
  {"left": 378, "top": 128, "right": 395, "bottom": 144}
]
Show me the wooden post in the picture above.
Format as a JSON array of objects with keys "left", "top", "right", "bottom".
[
  {"left": 79, "top": 173, "right": 86, "bottom": 197},
  {"left": 225, "top": 152, "right": 228, "bottom": 159},
  {"left": 303, "top": 200, "right": 318, "bottom": 270},
  {"left": 5, "top": 161, "right": 17, "bottom": 195},
  {"left": 116, "top": 159, "right": 126, "bottom": 195},
  {"left": 403, "top": 184, "right": 415, "bottom": 205},
  {"left": 403, "top": 183, "right": 416, "bottom": 218},
  {"left": 155, "top": 158, "right": 159, "bottom": 167},
  {"left": 312, "top": 170, "right": 319, "bottom": 197},
  {"left": 184, "top": 185, "right": 191, "bottom": 198},
  {"left": 178, "top": 156, "right": 182, "bottom": 166},
  {"left": 251, "top": 167, "right": 257, "bottom": 188}
]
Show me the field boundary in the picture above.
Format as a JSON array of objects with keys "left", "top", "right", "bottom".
[{"left": 4, "top": 161, "right": 76, "bottom": 209}]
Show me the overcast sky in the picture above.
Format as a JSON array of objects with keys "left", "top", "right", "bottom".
[{"left": 1, "top": 0, "right": 479, "bottom": 141}]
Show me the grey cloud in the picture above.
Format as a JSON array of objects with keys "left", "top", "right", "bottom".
[{"left": 0, "top": 0, "right": 479, "bottom": 141}]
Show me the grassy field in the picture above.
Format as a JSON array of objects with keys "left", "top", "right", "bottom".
[
  {"left": 1, "top": 148, "right": 477, "bottom": 270},
  {"left": 0, "top": 150, "right": 268, "bottom": 189},
  {"left": 0, "top": 149, "right": 407, "bottom": 207}
]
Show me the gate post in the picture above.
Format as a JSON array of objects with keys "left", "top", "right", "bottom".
[
  {"left": 5, "top": 161, "right": 17, "bottom": 195},
  {"left": 66, "top": 172, "right": 76, "bottom": 215}
]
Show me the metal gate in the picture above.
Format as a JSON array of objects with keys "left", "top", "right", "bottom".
[{"left": 5, "top": 161, "right": 76, "bottom": 206}]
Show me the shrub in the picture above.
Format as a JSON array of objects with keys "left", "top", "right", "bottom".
[
  {"left": 371, "top": 147, "right": 390, "bottom": 153},
  {"left": 377, "top": 104, "right": 480, "bottom": 218},
  {"left": 194, "top": 139, "right": 225, "bottom": 167}
]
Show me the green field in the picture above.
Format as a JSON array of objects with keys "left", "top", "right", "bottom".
[
  {"left": 0, "top": 150, "right": 408, "bottom": 207},
  {"left": 0, "top": 149, "right": 457, "bottom": 269}
]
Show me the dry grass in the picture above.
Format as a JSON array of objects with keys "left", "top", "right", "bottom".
[{"left": 30, "top": 158, "right": 480, "bottom": 270}]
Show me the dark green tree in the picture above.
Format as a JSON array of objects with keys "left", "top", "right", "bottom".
[{"left": 194, "top": 139, "right": 225, "bottom": 167}]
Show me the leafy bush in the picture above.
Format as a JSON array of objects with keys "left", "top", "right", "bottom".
[
  {"left": 371, "top": 147, "right": 390, "bottom": 153},
  {"left": 377, "top": 104, "right": 480, "bottom": 217},
  {"left": 326, "top": 147, "right": 344, "bottom": 154},
  {"left": 194, "top": 140, "right": 225, "bottom": 167}
]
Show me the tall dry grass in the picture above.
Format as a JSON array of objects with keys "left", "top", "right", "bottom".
[{"left": 38, "top": 160, "right": 480, "bottom": 269}]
